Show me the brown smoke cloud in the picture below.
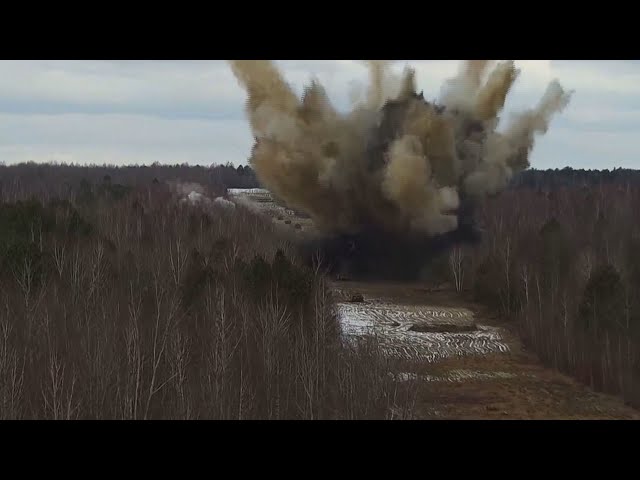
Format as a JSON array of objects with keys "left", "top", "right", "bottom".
[{"left": 229, "top": 60, "right": 573, "bottom": 236}]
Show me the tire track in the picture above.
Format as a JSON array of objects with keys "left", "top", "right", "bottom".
[{"left": 337, "top": 302, "right": 510, "bottom": 363}]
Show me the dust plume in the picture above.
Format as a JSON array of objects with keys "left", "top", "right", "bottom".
[
  {"left": 230, "top": 60, "right": 573, "bottom": 239},
  {"left": 169, "top": 181, "right": 236, "bottom": 211}
]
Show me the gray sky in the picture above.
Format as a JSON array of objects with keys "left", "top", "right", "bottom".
[{"left": 1, "top": 60, "right": 639, "bottom": 169}]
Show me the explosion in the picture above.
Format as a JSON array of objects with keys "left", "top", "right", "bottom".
[{"left": 229, "top": 60, "right": 573, "bottom": 278}]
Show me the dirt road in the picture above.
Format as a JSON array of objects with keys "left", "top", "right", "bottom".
[
  {"left": 229, "top": 188, "right": 639, "bottom": 419},
  {"left": 335, "top": 281, "right": 639, "bottom": 419}
]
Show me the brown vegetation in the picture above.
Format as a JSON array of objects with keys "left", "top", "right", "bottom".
[
  {"left": 445, "top": 179, "right": 640, "bottom": 408},
  {"left": 0, "top": 163, "right": 415, "bottom": 419}
]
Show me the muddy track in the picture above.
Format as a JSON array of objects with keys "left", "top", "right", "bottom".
[
  {"left": 229, "top": 188, "right": 640, "bottom": 420},
  {"left": 334, "top": 280, "right": 640, "bottom": 419}
]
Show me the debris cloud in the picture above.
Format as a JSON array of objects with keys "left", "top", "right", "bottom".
[{"left": 230, "top": 60, "right": 572, "bottom": 238}]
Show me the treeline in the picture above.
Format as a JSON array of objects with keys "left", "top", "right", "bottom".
[
  {"left": 0, "top": 166, "right": 414, "bottom": 419},
  {"left": 446, "top": 182, "right": 640, "bottom": 408},
  {"left": 512, "top": 167, "right": 640, "bottom": 190},
  {"left": 4, "top": 162, "right": 639, "bottom": 200},
  {"left": 0, "top": 162, "right": 261, "bottom": 202}
]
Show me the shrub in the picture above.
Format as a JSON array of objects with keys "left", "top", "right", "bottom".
[{"left": 578, "top": 264, "right": 625, "bottom": 334}]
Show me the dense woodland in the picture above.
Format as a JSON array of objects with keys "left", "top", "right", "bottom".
[
  {"left": 0, "top": 162, "right": 259, "bottom": 202},
  {"left": 0, "top": 162, "right": 414, "bottom": 419},
  {"left": 456, "top": 172, "right": 640, "bottom": 408},
  {"left": 511, "top": 167, "right": 640, "bottom": 190},
  {"left": 1, "top": 161, "right": 640, "bottom": 415}
]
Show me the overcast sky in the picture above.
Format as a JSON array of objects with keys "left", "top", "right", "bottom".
[{"left": 1, "top": 60, "right": 639, "bottom": 170}]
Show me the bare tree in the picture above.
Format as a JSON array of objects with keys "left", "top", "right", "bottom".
[{"left": 449, "top": 246, "right": 465, "bottom": 293}]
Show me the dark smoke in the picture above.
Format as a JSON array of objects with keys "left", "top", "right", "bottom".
[
  {"left": 300, "top": 190, "right": 481, "bottom": 281},
  {"left": 302, "top": 226, "right": 482, "bottom": 281},
  {"left": 229, "top": 60, "right": 572, "bottom": 280}
]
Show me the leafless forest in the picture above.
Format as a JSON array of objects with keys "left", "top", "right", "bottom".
[
  {"left": 1, "top": 161, "right": 639, "bottom": 417},
  {"left": 0, "top": 162, "right": 415, "bottom": 419},
  {"left": 459, "top": 169, "right": 640, "bottom": 408}
]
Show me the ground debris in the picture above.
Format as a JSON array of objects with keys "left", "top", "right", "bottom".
[{"left": 349, "top": 293, "right": 365, "bottom": 303}]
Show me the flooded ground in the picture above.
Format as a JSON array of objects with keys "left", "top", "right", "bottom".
[
  {"left": 336, "top": 295, "right": 509, "bottom": 363},
  {"left": 229, "top": 188, "right": 640, "bottom": 419}
]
